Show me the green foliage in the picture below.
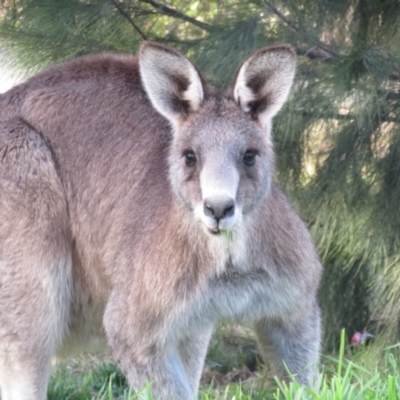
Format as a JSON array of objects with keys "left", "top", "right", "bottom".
[
  {"left": 48, "top": 359, "right": 130, "bottom": 399},
  {"left": 48, "top": 331, "right": 400, "bottom": 399},
  {"left": 274, "top": 330, "right": 400, "bottom": 400},
  {"left": 1, "top": 0, "right": 400, "bottom": 345}
]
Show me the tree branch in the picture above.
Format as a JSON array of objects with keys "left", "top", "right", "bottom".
[
  {"left": 263, "top": 1, "right": 342, "bottom": 58},
  {"left": 298, "top": 110, "right": 400, "bottom": 124},
  {"left": 378, "top": 89, "right": 400, "bottom": 101},
  {"left": 139, "top": 0, "right": 213, "bottom": 32},
  {"left": 110, "top": 0, "right": 147, "bottom": 40},
  {"left": 295, "top": 46, "right": 334, "bottom": 61}
]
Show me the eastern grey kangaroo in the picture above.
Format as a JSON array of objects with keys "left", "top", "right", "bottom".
[{"left": 0, "top": 42, "right": 322, "bottom": 400}]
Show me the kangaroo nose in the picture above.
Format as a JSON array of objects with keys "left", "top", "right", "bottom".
[{"left": 204, "top": 199, "right": 235, "bottom": 220}]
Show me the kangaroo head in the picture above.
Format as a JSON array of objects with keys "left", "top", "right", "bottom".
[{"left": 139, "top": 42, "right": 296, "bottom": 235}]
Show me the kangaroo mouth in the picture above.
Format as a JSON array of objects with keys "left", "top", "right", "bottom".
[{"left": 207, "top": 228, "right": 234, "bottom": 243}]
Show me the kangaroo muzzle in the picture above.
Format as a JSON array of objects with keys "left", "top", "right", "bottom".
[{"left": 199, "top": 165, "right": 240, "bottom": 233}]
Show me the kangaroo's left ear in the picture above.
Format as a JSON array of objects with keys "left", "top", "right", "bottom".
[{"left": 233, "top": 45, "right": 296, "bottom": 129}]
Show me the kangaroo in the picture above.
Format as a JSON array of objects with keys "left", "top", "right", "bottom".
[{"left": 0, "top": 42, "right": 322, "bottom": 400}]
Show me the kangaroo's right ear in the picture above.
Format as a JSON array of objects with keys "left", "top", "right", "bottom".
[{"left": 139, "top": 42, "right": 204, "bottom": 129}]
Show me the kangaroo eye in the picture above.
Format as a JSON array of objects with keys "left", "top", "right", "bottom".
[
  {"left": 184, "top": 150, "right": 196, "bottom": 167},
  {"left": 243, "top": 149, "right": 257, "bottom": 166}
]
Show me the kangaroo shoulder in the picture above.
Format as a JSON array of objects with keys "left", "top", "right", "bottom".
[
  {"left": 0, "top": 53, "right": 141, "bottom": 122},
  {"left": 0, "top": 117, "right": 63, "bottom": 196}
]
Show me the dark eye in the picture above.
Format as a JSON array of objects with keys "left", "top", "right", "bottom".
[
  {"left": 243, "top": 149, "right": 257, "bottom": 166},
  {"left": 184, "top": 150, "right": 196, "bottom": 167}
]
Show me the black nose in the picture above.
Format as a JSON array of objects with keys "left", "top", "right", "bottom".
[{"left": 203, "top": 199, "right": 235, "bottom": 220}]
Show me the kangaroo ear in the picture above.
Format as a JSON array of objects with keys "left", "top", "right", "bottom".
[
  {"left": 234, "top": 45, "right": 296, "bottom": 129},
  {"left": 139, "top": 42, "right": 204, "bottom": 128}
]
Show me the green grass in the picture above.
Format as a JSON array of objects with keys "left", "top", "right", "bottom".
[{"left": 48, "top": 330, "right": 400, "bottom": 399}]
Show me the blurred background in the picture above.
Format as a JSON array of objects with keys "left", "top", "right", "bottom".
[{"left": 1, "top": 0, "right": 400, "bottom": 378}]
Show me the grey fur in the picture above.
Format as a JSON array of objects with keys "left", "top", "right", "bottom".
[{"left": 0, "top": 42, "right": 322, "bottom": 399}]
